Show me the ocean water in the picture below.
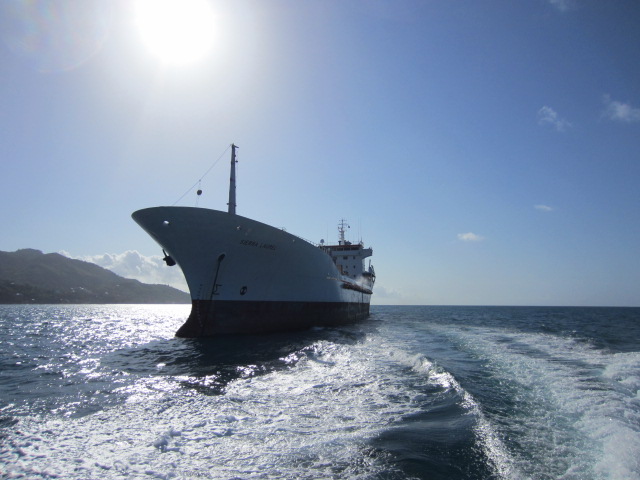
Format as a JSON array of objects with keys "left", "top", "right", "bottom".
[{"left": 0, "top": 305, "right": 639, "bottom": 480}]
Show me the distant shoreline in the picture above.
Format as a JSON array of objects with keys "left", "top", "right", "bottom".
[{"left": 0, "top": 249, "right": 190, "bottom": 305}]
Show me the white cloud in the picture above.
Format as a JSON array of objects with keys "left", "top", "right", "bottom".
[
  {"left": 62, "top": 250, "right": 188, "bottom": 292},
  {"left": 538, "top": 106, "right": 571, "bottom": 131},
  {"left": 534, "top": 204, "right": 553, "bottom": 211},
  {"left": 547, "top": 0, "right": 573, "bottom": 12},
  {"left": 603, "top": 95, "right": 640, "bottom": 123},
  {"left": 372, "top": 285, "right": 403, "bottom": 300},
  {"left": 457, "top": 232, "right": 484, "bottom": 242}
]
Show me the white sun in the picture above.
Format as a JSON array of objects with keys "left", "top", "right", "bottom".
[{"left": 134, "top": 0, "right": 215, "bottom": 65}]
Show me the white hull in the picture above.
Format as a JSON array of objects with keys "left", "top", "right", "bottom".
[{"left": 132, "top": 206, "right": 372, "bottom": 335}]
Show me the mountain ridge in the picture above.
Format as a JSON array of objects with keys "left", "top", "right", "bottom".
[{"left": 0, "top": 249, "right": 189, "bottom": 304}]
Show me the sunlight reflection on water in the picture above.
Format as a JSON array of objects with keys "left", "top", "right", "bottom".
[{"left": 2, "top": 306, "right": 638, "bottom": 479}]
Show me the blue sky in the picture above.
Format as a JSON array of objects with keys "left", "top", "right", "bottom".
[{"left": 1, "top": 0, "right": 639, "bottom": 306}]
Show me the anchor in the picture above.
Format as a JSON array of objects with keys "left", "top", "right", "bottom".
[{"left": 162, "top": 249, "right": 176, "bottom": 266}]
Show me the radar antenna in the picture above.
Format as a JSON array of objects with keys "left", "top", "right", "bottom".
[{"left": 338, "top": 219, "right": 350, "bottom": 245}]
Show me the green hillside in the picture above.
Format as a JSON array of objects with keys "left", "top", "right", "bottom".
[{"left": 0, "top": 249, "right": 189, "bottom": 304}]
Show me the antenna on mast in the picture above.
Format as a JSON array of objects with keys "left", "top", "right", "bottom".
[
  {"left": 228, "top": 144, "right": 238, "bottom": 214},
  {"left": 338, "top": 219, "right": 350, "bottom": 245}
]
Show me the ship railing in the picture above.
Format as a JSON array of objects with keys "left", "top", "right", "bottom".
[
  {"left": 281, "top": 228, "right": 323, "bottom": 249},
  {"left": 281, "top": 228, "right": 366, "bottom": 255}
]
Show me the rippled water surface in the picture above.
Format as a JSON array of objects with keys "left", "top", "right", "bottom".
[{"left": 1, "top": 305, "right": 639, "bottom": 479}]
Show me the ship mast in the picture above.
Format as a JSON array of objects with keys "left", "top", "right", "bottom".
[
  {"left": 338, "top": 219, "right": 349, "bottom": 245},
  {"left": 228, "top": 144, "right": 238, "bottom": 215}
]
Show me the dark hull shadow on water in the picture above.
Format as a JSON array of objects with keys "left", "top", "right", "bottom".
[{"left": 104, "top": 326, "right": 369, "bottom": 395}]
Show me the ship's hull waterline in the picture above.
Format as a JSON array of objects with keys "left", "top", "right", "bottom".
[{"left": 132, "top": 206, "right": 372, "bottom": 336}]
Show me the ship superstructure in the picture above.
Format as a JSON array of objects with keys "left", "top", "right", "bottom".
[
  {"left": 132, "top": 144, "right": 375, "bottom": 336},
  {"left": 322, "top": 220, "right": 374, "bottom": 288}
]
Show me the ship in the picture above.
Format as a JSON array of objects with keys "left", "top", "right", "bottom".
[{"left": 132, "top": 144, "right": 375, "bottom": 336}]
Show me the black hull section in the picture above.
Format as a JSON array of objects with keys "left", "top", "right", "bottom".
[{"left": 176, "top": 300, "right": 371, "bottom": 337}]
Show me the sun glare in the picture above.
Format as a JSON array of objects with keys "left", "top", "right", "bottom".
[{"left": 134, "top": 0, "right": 215, "bottom": 65}]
